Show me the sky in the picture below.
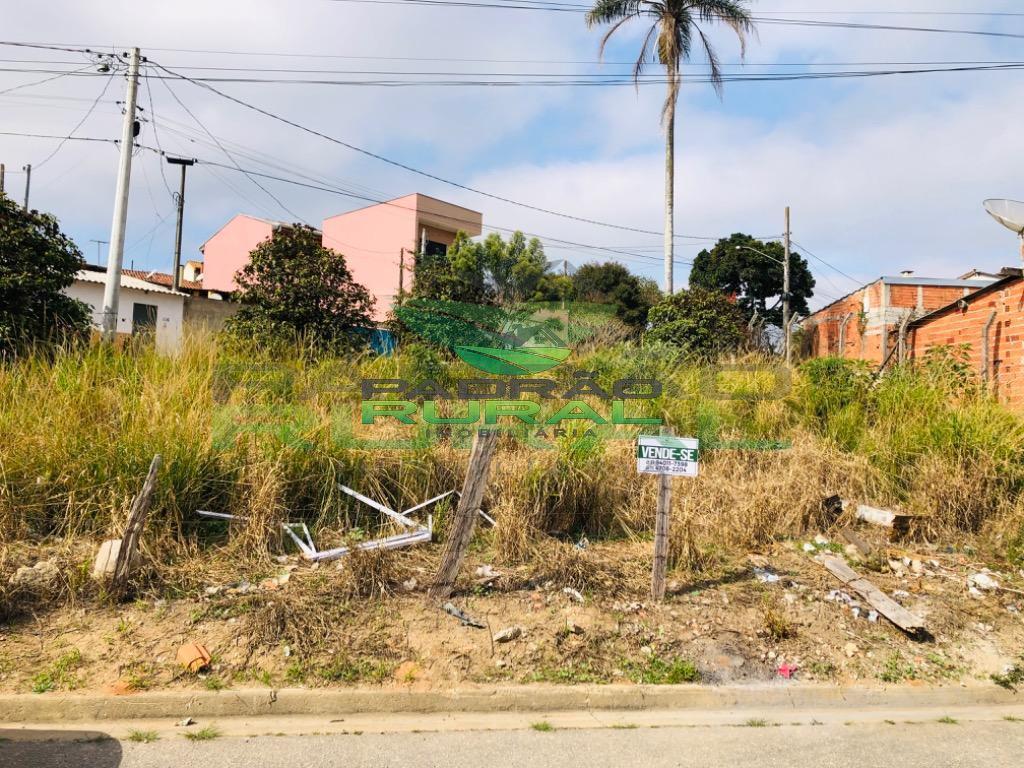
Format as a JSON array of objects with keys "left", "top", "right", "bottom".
[{"left": 3, "top": 0, "right": 1024, "bottom": 310}]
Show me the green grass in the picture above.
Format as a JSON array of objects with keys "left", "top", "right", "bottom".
[
  {"left": 937, "top": 716, "right": 959, "bottom": 725},
  {"left": 30, "top": 649, "right": 83, "bottom": 694},
  {"left": 992, "top": 659, "right": 1024, "bottom": 692},
  {"left": 127, "top": 730, "right": 159, "bottom": 743},
  {"left": 531, "top": 721, "right": 554, "bottom": 732},
  {"left": 624, "top": 655, "right": 699, "bottom": 685},
  {"left": 203, "top": 676, "right": 226, "bottom": 691},
  {"left": 743, "top": 718, "right": 770, "bottom": 728},
  {"left": 880, "top": 652, "right": 917, "bottom": 684},
  {"left": 183, "top": 725, "right": 221, "bottom": 742}
]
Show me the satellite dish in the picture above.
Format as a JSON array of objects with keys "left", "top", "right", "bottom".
[{"left": 983, "top": 199, "right": 1024, "bottom": 236}]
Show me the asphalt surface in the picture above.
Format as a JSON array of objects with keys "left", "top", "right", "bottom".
[{"left": 3, "top": 719, "right": 1024, "bottom": 768}]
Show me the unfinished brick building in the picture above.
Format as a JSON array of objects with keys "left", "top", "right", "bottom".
[
  {"left": 908, "top": 268, "right": 1024, "bottom": 407},
  {"left": 804, "top": 273, "right": 996, "bottom": 365}
]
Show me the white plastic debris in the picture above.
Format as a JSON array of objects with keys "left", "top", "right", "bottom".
[
  {"left": 493, "top": 626, "right": 522, "bottom": 643},
  {"left": 968, "top": 571, "right": 1000, "bottom": 591},
  {"left": 754, "top": 567, "right": 781, "bottom": 584},
  {"left": 562, "top": 587, "right": 585, "bottom": 604}
]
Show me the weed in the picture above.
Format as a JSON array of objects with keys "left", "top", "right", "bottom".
[
  {"left": 531, "top": 721, "right": 554, "bottom": 732},
  {"left": 183, "top": 726, "right": 221, "bottom": 742},
  {"left": 203, "top": 676, "right": 226, "bottom": 691},
  {"left": 937, "top": 716, "right": 959, "bottom": 725},
  {"left": 808, "top": 660, "right": 836, "bottom": 678},
  {"left": 318, "top": 657, "right": 394, "bottom": 684},
  {"left": 624, "top": 655, "right": 699, "bottom": 685},
  {"left": 880, "top": 652, "right": 917, "bottom": 683},
  {"left": 992, "top": 659, "right": 1024, "bottom": 692},
  {"left": 610, "top": 724, "right": 638, "bottom": 730},
  {"left": 284, "top": 661, "right": 307, "bottom": 684},
  {"left": 526, "top": 663, "right": 609, "bottom": 685},
  {"left": 30, "top": 649, "right": 83, "bottom": 693},
  {"left": 744, "top": 718, "right": 770, "bottom": 728},
  {"left": 761, "top": 599, "right": 797, "bottom": 642},
  {"left": 127, "top": 730, "right": 159, "bottom": 743},
  {"left": 1003, "top": 716, "right": 1023, "bottom": 722}
]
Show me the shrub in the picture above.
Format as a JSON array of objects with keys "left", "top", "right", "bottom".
[{"left": 645, "top": 288, "right": 746, "bottom": 358}]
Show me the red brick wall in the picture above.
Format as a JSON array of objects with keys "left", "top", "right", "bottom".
[
  {"left": 909, "top": 279, "right": 1024, "bottom": 407},
  {"left": 806, "top": 281, "right": 980, "bottom": 365}
]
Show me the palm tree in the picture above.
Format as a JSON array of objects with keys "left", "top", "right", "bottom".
[{"left": 586, "top": 1, "right": 754, "bottom": 295}]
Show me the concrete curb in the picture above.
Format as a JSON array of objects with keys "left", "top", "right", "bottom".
[{"left": 0, "top": 683, "right": 1019, "bottom": 723}]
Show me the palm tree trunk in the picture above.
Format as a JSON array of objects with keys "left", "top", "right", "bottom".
[{"left": 663, "top": 91, "right": 675, "bottom": 295}]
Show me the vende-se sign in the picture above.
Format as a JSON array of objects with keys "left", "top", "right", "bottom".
[{"left": 636, "top": 436, "right": 699, "bottom": 477}]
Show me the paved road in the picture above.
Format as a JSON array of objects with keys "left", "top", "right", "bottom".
[{"left": 4, "top": 719, "right": 1024, "bottom": 768}]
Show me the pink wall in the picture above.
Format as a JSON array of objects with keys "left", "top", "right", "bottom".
[
  {"left": 201, "top": 215, "right": 276, "bottom": 293},
  {"left": 322, "top": 194, "right": 482, "bottom": 321},
  {"left": 200, "top": 196, "right": 483, "bottom": 321}
]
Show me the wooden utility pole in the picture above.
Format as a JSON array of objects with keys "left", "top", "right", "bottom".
[
  {"left": 430, "top": 430, "right": 499, "bottom": 599},
  {"left": 398, "top": 248, "right": 406, "bottom": 305},
  {"left": 110, "top": 454, "right": 162, "bottom": 598},
  {"left": 167, "top": 156, "right": 194, "bottom": 293},
  {"left": 783, "top": 206, "right": 792, "bottom": 366},
  {"left": 651, "top": 427, "right": 674, "bottom": 602},
  {"left": 22, "top": 164, "right": 31, "bottom": 210}
]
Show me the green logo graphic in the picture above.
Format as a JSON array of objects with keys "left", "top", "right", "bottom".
[{"left": 395, "top": 299, "right": 579, "bottom": 376}]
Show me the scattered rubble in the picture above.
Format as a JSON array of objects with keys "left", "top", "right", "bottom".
[
  {"left": 443, "top": 602, "right": 486, "bottom": 629},
  {"left": 493, "top": 626, "right": 522, "bottom": 644},
  {"left": 176, "top": 643, "right": 212, "bottom": 673}
]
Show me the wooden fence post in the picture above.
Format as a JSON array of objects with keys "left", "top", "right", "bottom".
[
  {"left": 651, "top": 427, "right": 674, "bottom": 602},
  {"left": 430, "top": 430, "right": 499, "bottom": 599},
  {"left": 110, "top": 454, "right": 162, "bottom": 598}
]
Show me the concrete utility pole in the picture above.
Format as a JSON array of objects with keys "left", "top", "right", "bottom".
[
  {"left": 102, "top": 48, "right": 142, "bottom": 342},
  {"left": 783, "top": 206, "right": 792, "bottom": 366},
  {"left": 167, "top": 156, "right": 194, "bottom": 292},
  {"left": 22, "top": 164, "right": 31, "bottom": 210},
  {"left": 1, "top": 163, "right": 5, "bottom": 195}
]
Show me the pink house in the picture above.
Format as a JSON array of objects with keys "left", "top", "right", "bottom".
[
  {"left": 322, "top": 194, "right": 482, "bottom": 320},
  {"left": 199, "top": 195, "right": 483, "bottom": 321},
  {"left": 200, "top": 215, "right": 295, "bottom": 294}
]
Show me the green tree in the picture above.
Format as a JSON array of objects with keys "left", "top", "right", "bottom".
[
  {"left": 413, "top": 231, "right": 490, "bottom": 304},
  {"left": 481, "top": 231, "right": 550, "bottom": 303},
  {"left": 225, "top": 225, "right": 374, "bottom": 353},
  {"left": 413, "top": 230, "right": 552, "bottom": 305},
  {"left": 645, "top": 286, "right": 746, "bottom": 357},
  {"left": 572, "top": 262, "right": 653, "bottom": 331},
  {"left": 586, "top": 1, "right": 754, "bottom": 294},
  {"left": 690, "top": 233, "right": 815, "bottom": 326},
  {"left": 0, "top": 193, "right": 90, "bottom": 356}
]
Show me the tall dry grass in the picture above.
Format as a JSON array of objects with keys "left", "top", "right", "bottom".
[{"left": 1, "top": 332, "right": 1023, "bottom": 612}]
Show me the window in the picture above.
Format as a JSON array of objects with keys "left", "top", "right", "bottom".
[{"left": 132, "top": 303, "right": 158, "bottom": 335}]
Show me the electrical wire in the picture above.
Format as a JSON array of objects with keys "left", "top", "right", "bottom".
[{"left": 31, "top": 70, "right": 114, "bottom": 169}]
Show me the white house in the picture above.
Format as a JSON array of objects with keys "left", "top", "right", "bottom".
[{"left": 64, "top": 267, "right": 186, "bottom": 352}]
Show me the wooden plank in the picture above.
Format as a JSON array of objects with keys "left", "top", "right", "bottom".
[
  {"left": 651, "top": 471, "right": 672, "bottom": 602},
  {"left": 110, "top": 454, "right": 162, "bottom": 599},
  {"left": 839, "top": 527, "right": 875, "bottom": 557},
  {"left": 430, "top": 430, "right": 499, "bottom": 599},
  {"left": 819, "top": 555, "right": 925, "bottom": 633}
]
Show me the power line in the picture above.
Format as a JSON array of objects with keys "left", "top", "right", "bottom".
[
  {"left": 790, "top": 238, "right": 864, "bottom": 288},
  {"left": 156, "top": 72, "right": 306, "bottom": 224},
  {"left": 32, "top": 70, "right": 114, "bottom": 169}
]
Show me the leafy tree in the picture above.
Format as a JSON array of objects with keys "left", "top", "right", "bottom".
[
  {"left": 586, "top": 0, "right": 754, "bottom": 294},
  {"left": 413, "top": 230, "right": 553, "bottom": 305},
  {"left": 481, "top": 231, "right": 549, "bottom": 303},
  {"left": 0, "top": 193, "right": 90, "bottom": 356},
  {"left": 572, "top": 262, "right": 653, "bottom": 331},
  {"left": 413, "top": 230, "right": 489, "bottom": 304},
  {"left": 225, "top": 225, "right": 374, "bottom": 353},
  {"left": 690, "top": 233, "right": 815, "bottom": 326},
  {"left": 645, "top": 287, "right": 746, "bottom": 357}
]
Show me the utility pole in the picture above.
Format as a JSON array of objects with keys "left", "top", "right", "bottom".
[
  {"left": 22, "top": 164, "right": 31, "bottom": 210},
  {"left": 1, "top": 163, "right": 5, "bottom": 195},
  {"left": 167, "top": 156, "right": 194, "bottom": 292},
  {"left": 101, "top": 48, "right": 142, "bottom": 342},
  {"left": 90, "top": 239, "right": 109, "bottom": 266},
  {"left": 398, "top": 247, "right": 406, "bottom": 305},
  {"left": 783, "top": 206, "right": 792, "bottom": 366}
]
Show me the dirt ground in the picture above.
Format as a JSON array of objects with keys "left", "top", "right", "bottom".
[{"left": 2, "top": 527, "right": 1023, "bottom": 696}]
